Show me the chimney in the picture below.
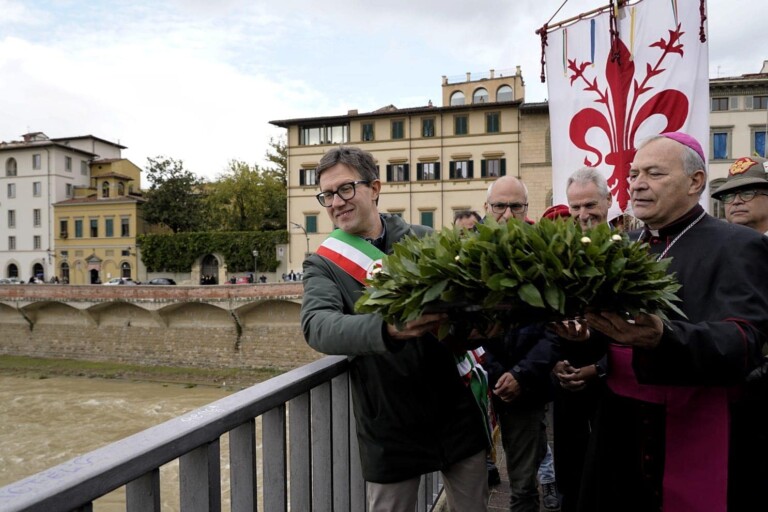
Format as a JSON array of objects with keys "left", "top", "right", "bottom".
[
  {"left": 490, "top": 69, "right": 495, "bottom": 79},
  {"left": 347, "top": 109, "right": 358, "bottom": 115},
  {"left": 466, "top": 72, "right": 471, "bottom": 82},
  {"left": 761, "top": 60, "right": 768, "bottom": 74}
]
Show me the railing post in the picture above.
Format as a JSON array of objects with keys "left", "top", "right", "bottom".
[
  {"left": 179, "top": 440, "right": 221, "bottom": 512},
  {"left": 126, "top": 469, "right": 160, "bottom": 512},
  {"left": 229, "top": 420, "right": 257, "bottom": 512},
  {"left": 263, "top": 405, "right": 287, "bottom": 511},
  {"left": 311, "top": 381, "right": 332, "bottom": 512},
  {"left": 331, "top": 374, "right": 351, "bottom": 511},
  {"left": 289, "top": 393, "right": 311, "bottom": 510}
]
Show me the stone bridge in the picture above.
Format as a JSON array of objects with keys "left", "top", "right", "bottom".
[{"left": 0, "top": 283, "right": 322, "bottom": 371}]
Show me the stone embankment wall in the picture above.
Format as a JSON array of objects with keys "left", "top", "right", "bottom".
[{"left": 0, "top": 283, "right": 324, "bottom": 371}]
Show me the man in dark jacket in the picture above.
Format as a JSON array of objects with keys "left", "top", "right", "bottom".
[
  {"left": 481, "top": 176, "right": 560, "bottom": 512},
  {"left": 300, "top": 146, "right": 489, "bottom": 512},
  {"left": 580, "top": 133, "right": 768, "bottom": 512}
]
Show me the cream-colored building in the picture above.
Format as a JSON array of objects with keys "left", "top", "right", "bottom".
[
  {"left": 271, "top": 67, "right": 555, "bottom": 272},
  {"left": 53, "top": 158, "right": 147, "bottom": 284},
  {"left": 707, "top": 60, "right": 768, "bottom": 216}
]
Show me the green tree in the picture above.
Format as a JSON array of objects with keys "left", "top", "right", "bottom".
[
  {"left": 263, "top": 136, "right": 287, "bottom": 187},
  {"left": 142, "top": 156, "right": 206, "bottom": 233}
]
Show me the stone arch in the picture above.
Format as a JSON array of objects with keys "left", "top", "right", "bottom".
[{"left": 195, "top": 253, "right": 227, "bottom": 285}]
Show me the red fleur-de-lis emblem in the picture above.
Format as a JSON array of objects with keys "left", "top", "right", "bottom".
[{"left": 568, "top": 24, "right": 689, "bottom": 210}]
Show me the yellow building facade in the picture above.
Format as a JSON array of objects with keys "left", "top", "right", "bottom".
[
  {"left": 271, "top": 68, "right": 556, "bottom": 272},
  {"left": 53, "top": 159, "right": 147, "bottom": 284}
]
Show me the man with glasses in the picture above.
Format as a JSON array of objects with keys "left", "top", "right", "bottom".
[
  {"left": 711, "top": 156, "right": 768, "bottom": 235},
  {"left": 301, "top": 146, "right": 489, "bottom": 512},
  {"left": 480, "top": 175, "right": 560, "bottom": 512}
]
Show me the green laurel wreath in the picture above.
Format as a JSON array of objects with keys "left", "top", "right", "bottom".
[{"left": 354, "top": 217, "right": 684, "bottom": 338}]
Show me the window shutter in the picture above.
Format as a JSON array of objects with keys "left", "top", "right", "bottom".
[
  {"left": 729, "top": 97, "right": 739, "bottom": 110},
  {"left": 481, "top": 160, "right": 487, "bottom": 177},
  {"left": 386, "top": 165, "right": 392, "bottom": 182},
  {"left": 468, "top": 160, "right": 474, "bottom": 178},
  {"left": 299, "top": 170, "right": 305, "bottom": 186},
  {"left": 500, "top": 159, "right": 507, "bottom": 176},
  {"left": 745, "top": 96, "right": 754, "bottom": 110},
  {"left": 417, "top": 163, "right": 423, "bottom": 180},
  {"left": 449, "top": 161, "right": 456, "bottom": 179},
  {"left": 404, "top": 164, "right": 410, "bottom": 181},
  {"left": 434, "top": 162, "right": 441, "bottom": 180}
]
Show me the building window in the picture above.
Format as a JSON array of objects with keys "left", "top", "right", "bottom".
[
  {"left": 299, "top": 123, "right": 349, "bottom": 145},
  {"left": 497, "top": 85, "right": 514, "bottom": 102},
  {"left": 361, "top": 123, "right": 374, "bottom": 142},
  {"left": 33, "top": 181, "right": 42, "bottom": 196},
  {"left": 8, "top": 210, "right": 15, "bottom": 228},
  {"left": 305, "top": 215, "right": 318, "bottom": 234},
  {"left": 102, "top": 181, "right": 110, "bottom": 198},
  {"left": 486, "top": 112, "right": 500, "bottom": 133},
  {"left": 7, "top": 183, "right": 15, "bottom": 198},
  {"left": 66, "top": 183, "right": 73, "bottom": 197},
  {"left": 420, "top": 211, "right": 434, "bottom": 228},
  {"left": 417, "top": 162, "right": 440, "bottom": 181},
  {"left": 60, "top": 219, "right": 68, "bottom": 238},
  {"left": 450, "top": 160, "right": 473, "bottom": 179},
  {"left": 753, "top": 129, "right": 767, "bottom": 158},
  {"left": 711, "top": 97, "right": 729, "bottom": 111},
  {"left": 33, "top": 235, "right": 41, "bottom": 249},
  {"left": 391, "top": 120, "right": 405, "bottom": 140},
  {"left": 386, "top": 163, "right": 409, "bottom": 182},
  {"left": 712, "top": 131, "right": 730, "bottom": 160},
  {"left": 422, "top": 118, "right": 435, "bottom": 138},
  {"left": 75, "top": 219, "right": 83, "bottom": 238},
  {"left": 300, "top": 168, "right": 317, "bottom": 186},
  {"left": 81, "top": 160, "right": 88, "bottom": 175},
  {"left": 454, "top": 115, "right": 468, "bottom": 136},
  {"left": 65, "top": 156, "right": 72, "bottom": 172},
  {"left": 8, "top": 236, "right": 15, "bottom": 250},
  {"left": 751, "top": 96, "right": 768, "bottom": 110},
  {"left": 450, "top": 91, "right": 465, "bottom": 106},
  {"left": 90, "top": 218, "right": 98, "bottom": 237},
  {"left": 121, "top": 262, "right": 132, "bottom": 279},
  {"left": 105, "top": 218, "right": 114, "bottom": 237},
  {"left": 33, "top": 209, "right": 41, "bottom": 227},
  {"left": 118, "top": 182, "right": 125, "bottom": 195},
  {"left": 32, "top": 154, "right": 41, "bottom": 170},
  {"left": 481, "top": 158, "right": 506, "bottom": 177},
  {"left": 61, "top": 262, "right": 70, "bottom": 283},
  {"left": 388, "top": 210, "right": 404, "bottom": 218},
  {"left": 121, "top": 217, "right": 130, "bottom": 237},
  {"left": 5, "top": 158, "right": 17, "bottom": 176},
  {"left": 473, "top": 88, "right": 489, "bottom": 104}
]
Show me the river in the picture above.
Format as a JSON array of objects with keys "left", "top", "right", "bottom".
[{"left": 0, "top": 375, "right": 237, "bottom": 511}]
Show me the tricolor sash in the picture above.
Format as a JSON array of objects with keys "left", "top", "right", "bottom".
[{"left": 316, "top": 229, "right": 385, "bottom": 285}]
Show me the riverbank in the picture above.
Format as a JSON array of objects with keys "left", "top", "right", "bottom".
[{"left": 0, "top": 355, "right": 283, "bottom": 389}]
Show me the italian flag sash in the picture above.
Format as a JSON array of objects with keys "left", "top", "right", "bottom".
[{"left": 316, "top": 229, "right": 385, "bottom": 285}]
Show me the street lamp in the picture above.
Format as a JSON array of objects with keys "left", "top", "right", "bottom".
[
  {"left": 290, "top": 221, "right": 310, "bottom": 256},
  {"left": 252, "top": 249, "right": 259, "bottom": 276}
]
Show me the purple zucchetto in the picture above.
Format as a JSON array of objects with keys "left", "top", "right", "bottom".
[{"left": 660, "top": 132, "right": 706, "bottom": 164}]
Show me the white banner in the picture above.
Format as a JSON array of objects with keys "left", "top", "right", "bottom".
[{"left": 545, "top": 0, "right": 709, "bottom": 219}]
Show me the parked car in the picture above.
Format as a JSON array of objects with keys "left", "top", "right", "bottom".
[
  {"left": 103, "top": 278, "right": 138, "bottom": 285},
  {"left": 146, "top": 278, "right": 177, "bottom": 285},
  {"left": 0, "top": 277, "right": 24, "bottom": 285}
]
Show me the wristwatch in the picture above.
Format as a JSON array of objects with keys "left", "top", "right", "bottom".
[{"left": 594, "top": 362, "right": 607, "bottom": 379}]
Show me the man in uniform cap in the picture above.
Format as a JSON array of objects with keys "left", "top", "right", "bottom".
[{"left": 711, "top": 156, "right": 768, "bottom": 235}]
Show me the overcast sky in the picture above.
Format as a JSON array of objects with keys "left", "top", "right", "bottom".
[{"left": 1, "top": 0, "right": 765, "bottom": 181}]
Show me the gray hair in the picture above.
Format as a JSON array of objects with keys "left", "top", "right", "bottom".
[
  {"left": 566, "top": 167, "right": 610, "bottom": 197},
  {"left": 638, "top": 135, "right": 707, "bottom": 177},
  {"left": 317, "top": 146, "right": 379, "bottom": 182},
  {"left": 486, "top": 176, "right": 529, "bottom": 201}
]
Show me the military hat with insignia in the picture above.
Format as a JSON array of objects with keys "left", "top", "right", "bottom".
[{"left": 711, "top": 156, "right": 768, "bottom": 199}]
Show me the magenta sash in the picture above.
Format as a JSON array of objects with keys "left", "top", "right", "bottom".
[{"left": 607, "top": 345, "right": 729, "bottom": 512}]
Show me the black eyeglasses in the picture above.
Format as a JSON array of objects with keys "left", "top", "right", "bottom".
[
  {"left": 719, "top": 189, "right": 768, "bottom": 204},
  {"left": 489, "top": 202, "right": 528, "bottom": 214},
  {"left": 316, "top": 180, "right": 370, "bottom": 207}
]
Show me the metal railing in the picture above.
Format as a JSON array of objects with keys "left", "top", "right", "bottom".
[{"left": 0, "top": 356, "right": 443, "bottom": 512}]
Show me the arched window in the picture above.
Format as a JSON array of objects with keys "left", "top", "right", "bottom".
[
  {"left": 117, "top": 182, "right": 125, "bottom": 196},
  {"left": 102, "top": 181, "right": 110, "bottom": 198},
  {"left": 60, "top": 262, "right": 70, "bottom": 283},
  {"left": 7, "top": 263, "right": 18, "bottom": 278},
  {"left": 497, "top": 85, "right": 514, "bottom": 102},
  {"left": 5, "top": 158, "right": 17, "bottom": 176},
  {"left": 121, "top": 262, "right": 131, "bottom": 279},
  {"left": 450, "top": 91, "right": 465, "bottom": 106},
  {"left": 473, "top": 88, "right": 489, "bottom": 104}
]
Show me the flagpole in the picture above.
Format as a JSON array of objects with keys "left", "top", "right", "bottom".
[{"left": 535, "top": 1, "right": 628, "bottom": 34}]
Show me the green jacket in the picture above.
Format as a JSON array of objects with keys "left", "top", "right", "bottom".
[{"left": 301, "top": 214, "right": 488, "bottom": 483}]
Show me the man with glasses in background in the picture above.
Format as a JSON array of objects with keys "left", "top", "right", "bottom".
[
  {"left": 480, "top": 175, "right": 560, "bottom": 512},
  {"left": 711, "top": 155, "right": 768, "bottom": 235},
  {"left": 301, "top": 146, "right": 489, "bottom": 512}
]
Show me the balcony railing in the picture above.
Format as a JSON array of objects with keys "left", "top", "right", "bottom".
[{"left": 0, "top": 356, "right": 444, "bottom": 512}]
